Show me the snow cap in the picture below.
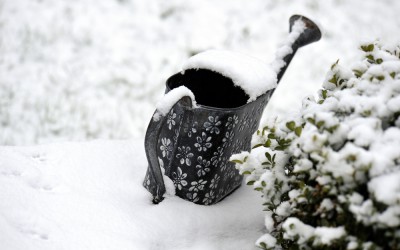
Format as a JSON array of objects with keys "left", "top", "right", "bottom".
[
  {"left": 182, "top": 50, "right": 277, "bottom": 102},
  {"left": 153, "top": 86, "right": 197, "bottom": 121}
]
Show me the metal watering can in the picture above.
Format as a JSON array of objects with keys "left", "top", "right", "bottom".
[{"left": 143, "top": 15, "right": 321, "bottom": 205}]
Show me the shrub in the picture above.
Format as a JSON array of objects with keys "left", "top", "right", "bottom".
[{"left": 231, "top": 41, "right": 400, "bottom": 250}]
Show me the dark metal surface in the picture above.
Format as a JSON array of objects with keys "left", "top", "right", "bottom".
[{"left": 143, "top": 15, "right": 321, "bottom": 205}]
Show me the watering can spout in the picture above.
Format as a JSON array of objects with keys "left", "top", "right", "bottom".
[{"left": 277, "top": 15, "right": 322, "bottom": 82}]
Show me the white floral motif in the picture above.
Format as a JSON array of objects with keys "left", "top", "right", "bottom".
[
  {"left": 211, "top": 147, "right": 224, "bottom": 166},
  {"left": 219, "top": 159, "right": 228, "bottom": 172},
  {"left": 186, "top": 192, "right": 199, "bottom": 203},
  {"left": 202, "top": 190, "right": 215, "bottom": 205},
  {"left": 188, "top": 122, "right": 198, "bottom": 137},
  {"left": 176, "top": 146, "right": 194, "bottom": 166},
  {"left": 226, "top": 115, "right": 239, "bottom": 130},
  {"left": 166, "top": 110, "right": 177, "bottom": 130},
  {"left": 160, "top": 138, "right": 173, "bottom": 159},
  {"left": 196, "top": 156, "right": 211, "bottom": 177},
  {"left": 222, "top": 130, "right": 235, "bottom": 148},
  {"left": 194, "top": 132, "right": 212, "bottom": 152},
  {"left": 171, "top": 167, "right": 188, "bottom": 190},
  {"left": 209, "top": 174, "right": 220, "bottom": 189},
  {"left": 233, "top": 140, "right": 244, "bottom": 154},
  {"left": 204, "top": 116, "right": 222, "bottom": 134},
  {"left": 189, "top": 179, "right": 207, "bottom": 192}
]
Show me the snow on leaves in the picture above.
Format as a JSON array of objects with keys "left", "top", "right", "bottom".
[{"left": 232, "top": 41, "right": 400, "bottom": 249}]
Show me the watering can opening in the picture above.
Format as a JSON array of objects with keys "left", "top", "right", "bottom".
[{"left": 167, "top": 69, "right": 249, "bottom": 109}]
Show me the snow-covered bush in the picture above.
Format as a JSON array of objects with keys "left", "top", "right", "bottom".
[{"left": 231, "top": 41, "right": 400, "bottom": 249}]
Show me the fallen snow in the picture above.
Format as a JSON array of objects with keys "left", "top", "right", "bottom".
[
  {"left": 153, "top": 86, "right": 196, "bottom": 121},
  {"left": 0, "top": 140, "right": 264, "bottom": 250},
  {"left": 183, "top": 50, "right": 276, "bottom": 102},
  {"left": 271, "top": 18, "right": 306, "bottom": 74},
  {"left": 368, "top": 172, "right": 400, "bottom": 205},
  {"left": 2, "top": 0, "right": 400, "bottom": 145}
]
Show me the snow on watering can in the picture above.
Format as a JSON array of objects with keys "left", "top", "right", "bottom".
[{"left": 143, "top": 15, "right": 321, "bottom": 205}]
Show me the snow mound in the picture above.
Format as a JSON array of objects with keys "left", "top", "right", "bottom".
[
  {"left": 153, "top": 86, "right": 197, "bottom": 122},
  {"left": 183, "top": 50, "right": 277, "bottom": 102},
  {"left": 0, "top": 140, "right": 264, "bottom": 250}
]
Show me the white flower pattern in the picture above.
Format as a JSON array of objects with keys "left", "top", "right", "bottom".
[
  {"left": 160, "top": 138, "right": 173, "bottom": 159},
  {"left": 196, "top": 156, "right": 211, "bottom": 177},
  {"left": 166, "top": 110, "right": 177, "bottom": 130},
  {"left": 226, "top": 115, "right": 239, "bottom": 130},
  {"left": 189, "top": 179, "right": 207, "bottom": 192},
  {"left": 202, "top": 190, "right": 215, "bottom": 205},
  {"left": 194, "top": 132, "right": 212, "bottom": 152},
  {"left": 204, "top": 116, "right": 222, "bottom": 134},
  {"left": 146, "top": 103, "right": 267, "bottom": 205},
  {"left": 172, "top": 167, "right": 188, "bottom": 190},
  {"left": 176, "top": 146, "right": 194, "bottom": 166},
  {"left": 209, "top": 174, "right": 220, "bottom": 189}
]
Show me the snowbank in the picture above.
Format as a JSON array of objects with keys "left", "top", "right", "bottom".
[{"left": 0, "top": 140, "right": 264, "bottom": 250}]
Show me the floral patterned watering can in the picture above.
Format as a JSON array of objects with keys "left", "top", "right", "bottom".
[{"left": 143, "top": 15, "right": 321, "bottom": 205}]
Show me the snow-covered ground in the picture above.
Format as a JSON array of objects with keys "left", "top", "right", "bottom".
[
  {"left": 1, "top": 0, "right": 400, "bottom": 249},
  {"left": 0, "top": 140, "right": 264, "bottom": 250},
  {"left": 1, "top": 0, "right": 399, "bottom": 145}
]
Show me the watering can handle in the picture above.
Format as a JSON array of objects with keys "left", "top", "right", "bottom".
[{"left": 144, "top": 94, "right": 194, "bottom": 204}]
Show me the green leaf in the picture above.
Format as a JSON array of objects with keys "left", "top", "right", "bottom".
[
  {"left": 252, "top": 143, "right": 263, "bottom": 149},
  {"left": 307, "top": 117, "right": 315, "bottom": 125},
  {"left": 366, "top": 54, "right": 375, "bottom": 62},
  {"left": 330, "top": 59, "right": 339, "bottom": 70},
  {"left": 254, "top": 187, "right": 263, "bottom": 191},
  {"left": 329, "top": 75, "right": 338, "bottom": 85},
  {"left": 353, "top": 69, "right": 363, "bottom": 78},
  {"left": 327, "top": 124, "right": 339, "bottom": 133},
  {"left": 360, "top": 44, "right": 374, "bottom": 52},
  {"left": 265, "top": 152, "right": 272, "bottom": 162},
  {"left": 316, "top": 120, "right": 325, "bottom": 129},
  {"left": 264, "top": 139, "right": 271, "bottom": 148},
  {"left": 242, "top": 171, "right": 251, "bottom": 175},
  {"left": 295, "top": 126, "right": 302, "bottom": 137},
  {"left": 262, "top": 126, "right": 269, "bottom": 136},
  {"left": 259, "top": 242, "right": 267, "bottom": 250},
  {"left": 376, "top": 58, "right": 383, "bottom": 64},
  {"left": 286, "top": 121, "right": 296, "bottom": 131},
  {"left": 231, "top": 159, "right": 243, "bottom": 164},
  {"left": 390, "top": 72, "right": 396, "bottom": 79},
  {"left": 321, "top": 89, "right": 328, "bottom": 99},
  {"left": 247, "top": 180, "right": 255, "bottom": 185}
]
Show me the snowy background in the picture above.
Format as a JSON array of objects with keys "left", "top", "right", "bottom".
[
  {"left": 1, "top": 0, "right": 400, "bottom": 249},
  {"left": 1, "top": 0, "right": 399, "bottom": 145}
]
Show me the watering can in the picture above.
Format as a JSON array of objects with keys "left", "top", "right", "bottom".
[{"left": 143, "top": 15, "right": 321, "bottom": 205}]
